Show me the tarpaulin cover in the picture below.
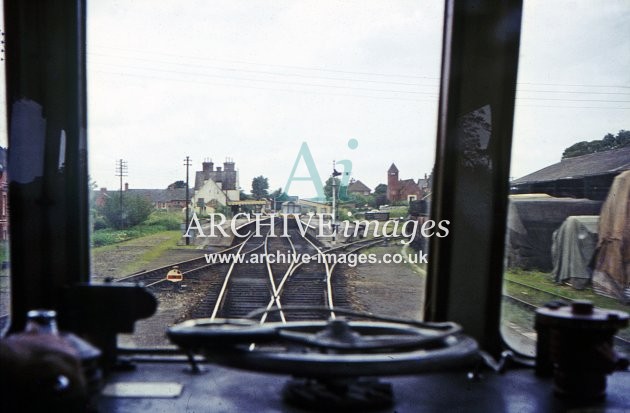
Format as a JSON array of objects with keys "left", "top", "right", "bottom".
[
  {"left": 592, "top": 170, "right": 630, "bottom": 301},
  {"left": 506, "top": 195, "right": 602, "bottom": 271},
  {"left": 552, "top": 216, "right": 599, "bottom": 289}
]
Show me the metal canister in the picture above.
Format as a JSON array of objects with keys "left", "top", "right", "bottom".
[
  {"left": 25, "top": 310, "right": 102, "bottom": 404},
  {"left": 535, "top": 300, "right": 628, "bottom": 400},
  {"left": 25, "top": 309, "right": 59, "bottom": 334}
]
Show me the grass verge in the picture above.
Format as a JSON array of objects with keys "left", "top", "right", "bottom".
[
  {"left": 92, "top": 211, "right": 183, "bottom": 247},
  {"left": 121, "top": 231, "right": 182, "bottom": 274},
  {"left": 503, "top": 268, "right": 629, "bottom": 342},
  {"left": 504, "top": 268, "right": 628, "bottom": 313}
]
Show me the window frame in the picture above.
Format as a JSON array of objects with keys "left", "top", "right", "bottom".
[{"left": 3, "top": 0, "right": 524, "bottom": 359}]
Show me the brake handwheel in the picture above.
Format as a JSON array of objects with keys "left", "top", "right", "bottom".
[{"left": 168, "top": 308, "right": 481, "bottom": 410}]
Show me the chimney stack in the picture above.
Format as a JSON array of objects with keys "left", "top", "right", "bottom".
[
  {"left": 224, "top": 158, "right": 235, "bottom": 171},
  {"left": 202, "top": 159, "right": 214, "bottom": 174}
]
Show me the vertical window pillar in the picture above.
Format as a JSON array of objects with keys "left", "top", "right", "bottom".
[
  {"left": 4, "top": 0, "right": 88, "bottom": 331},
  {"left": 426, "top": 0, "right": 523, "bottom": 355}
]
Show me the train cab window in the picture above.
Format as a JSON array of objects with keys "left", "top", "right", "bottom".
[
  {"left": 502, "top": 0, "right": 630, "bottom": 356},
  {"left": 86, "top": 1, "right": 444, "bottom": 348},
  {"left": 4, "top": 1, "right": 630, "bottom": 411}
]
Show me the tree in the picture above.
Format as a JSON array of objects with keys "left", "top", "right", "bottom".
[
  {"left": 350, "top": 193, "right": 375, "bottom": 208},
  {"left": 562, "top": 130, "right": 630, "bottom": 159},
  {"left": 88, "top": 175, "right": 98, "bottom": 191},
  {"left": 98, "top": 194, "right": 154, "bottom": 229},
  {"left": 168, "top": 180, "right": 186, "bottom": 189},
  {"left": 251, "top": 176, "right": 269, "bottom": 199},
  {"left": 372, "top": 183, "right": 388, "bottom": 208},
  {"left": 239, "top": 190, "right": 252, "bottom": 200},
  {"left": 374, "top": 184, "right": 387, "bottom": 196},
  {"left": 324, "top": 177, "right": 341, "bottom": 201},
  {"left": 270, "top": 188, "right": 289, "bottom": 210},
  {"left": 374, "top": 194, "right": 388, "bottom": 208},
  {"left": 562, "top": 141, "right": 590, "bottom": 158},
  {"left": 618, "top": 130, "right": 630, "bottom": 146},
  {"left": 270, "top": 187, "right": 283, "bottom": 199},
  {"left": 602, "top": 133, "right": 617, "bottom": 148}
]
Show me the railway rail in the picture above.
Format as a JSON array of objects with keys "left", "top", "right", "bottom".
[
  {"left": 3, "top": 234, "right": 628, "bottom": 355},
  {"left": 105, "top": 217, "right": 385, "bottom": 289},
  {"left": 209, "top": 218, "right": 385, "bottom": 323},
  {"left": 0, "top": 218, "right": 385, "bottom": 332},
  {"left": 102, "top": 217, "right": 391, "bottom": 328},
  {"left": 503, "top": 279, "right": 630, "bottom": 352}
]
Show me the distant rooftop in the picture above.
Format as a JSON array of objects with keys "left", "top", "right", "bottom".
[
  {"left": 98, "top": 188, "right": 186, "bottom": 203},
  {"left": 347, "top": 179, "right": 371, "bottom": 193},
  {"left": 512, "top": 146, "right": 630, "bottom": 184}
]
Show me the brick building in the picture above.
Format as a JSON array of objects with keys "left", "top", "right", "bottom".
[
  {"left": 191, "top": 158, "right": 240, "bottom": 214},
  {"left": 387, "top": 163, "right": 423, "bottom": 203},
  {"left": 194, "top": 159, "right": 238, "bottom": 193}
]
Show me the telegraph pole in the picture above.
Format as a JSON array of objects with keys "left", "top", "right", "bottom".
[
  {"left": 115, "top": 159, "right": 128, "bottom": 228},
  {"left": 332, "top": 160, "right": 341, "bottom": 242},
  {"left": 184, "top": 156, "right": 192, "bottom": 245}
]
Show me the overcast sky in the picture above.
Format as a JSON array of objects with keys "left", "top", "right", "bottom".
[
  {"left": 3, "top": 1, "right": 629, "bottom": 197},
  {"left": 86, "top": 1, "right": 444, "bottom": 197}
]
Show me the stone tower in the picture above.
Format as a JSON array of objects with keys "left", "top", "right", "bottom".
[{"left": 387, "top": 163, "right": 399, "bottom": 202}]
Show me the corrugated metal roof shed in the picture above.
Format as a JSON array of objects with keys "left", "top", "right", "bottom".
[{"left": 512, "top": 146, "right": 630, "bottom": 184}]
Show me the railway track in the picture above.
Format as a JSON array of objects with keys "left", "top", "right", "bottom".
[
  {"left": 210, "top": 218, "right": 379, "bottom": 323},
  {"left": 7, "top": 225, "right": 625, "bottom": 354},
  {"left": 257, "top": 224, "right": 385, "bottom": 322},
  {"left": 109, "top": 217, "right": 381, "bottom": 289},
  {"left": 503, "top": 279, "right": 630, "bottom": 351},
  {"left": 0, "top": 218, "right": 397, "bottom": 334},
  {"left": 116, "top": 243, "right": 240, "bottom": 288}
]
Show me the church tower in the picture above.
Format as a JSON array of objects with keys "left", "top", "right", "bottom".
[{"left": 387, "top": 163, "right": 399, "bottom": 202}]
